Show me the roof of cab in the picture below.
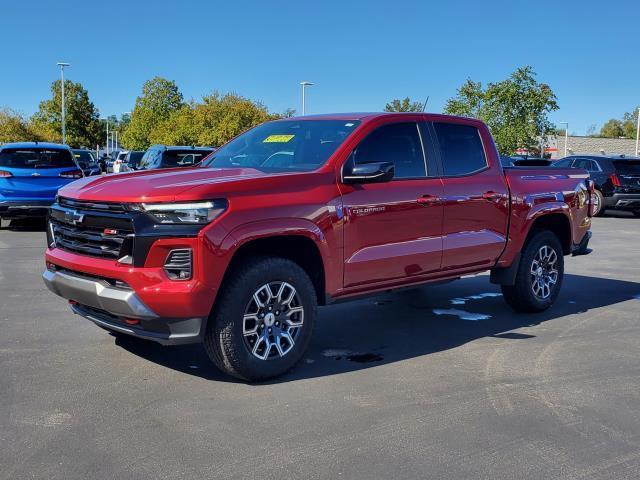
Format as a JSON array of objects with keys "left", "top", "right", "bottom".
[
  {"left": 1, "top": 142, "right": 70, "bottom": 150},
  {"left": 276, "top": 112, "right": 481, "bottom": 123}
]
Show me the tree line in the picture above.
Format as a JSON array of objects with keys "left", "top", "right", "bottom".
[
  {"left": 4, "top": 66, "right": 630, "bottom": 156},
  {"left": 0, "top": 77, "right": 294, "bottom": 150}
]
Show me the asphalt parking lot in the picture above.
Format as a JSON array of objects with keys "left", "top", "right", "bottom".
[{"left": 1, "top": 213, "right": 639, "bottom": 480}]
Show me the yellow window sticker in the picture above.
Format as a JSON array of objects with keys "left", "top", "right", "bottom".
[{"left": 263, "top": 134, "right": 295, "bottom": 143}]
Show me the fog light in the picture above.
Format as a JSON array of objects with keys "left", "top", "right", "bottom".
[{"left": 164, "top": 249, "right": 192, "bottom": 280}]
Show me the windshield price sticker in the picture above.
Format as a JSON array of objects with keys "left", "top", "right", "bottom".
[{"left": 263, "top": 134, "right": 295, "bottom": 143}]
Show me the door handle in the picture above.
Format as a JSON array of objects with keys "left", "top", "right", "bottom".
[
  {"left": 482, "top": 191, "right": 502, "bottom": 201},
  {"left": 416, "top": 195, "right": 440, "bottom": 206}
]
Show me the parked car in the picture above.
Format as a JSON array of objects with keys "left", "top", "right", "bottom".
[
  {"left": 552, "top": 155, "right": 640, "bottom": 216},
  {"left": 137, "top": 145, "right": 215, "bottom": 170},
  {"left": 106, "top": 150, "right": 127, "bottom": 173},
  {"left": 72, "top": 149, "right": 101, "bottom": 176},
  {"left": 0, "top": 142, "right": 83, "bottom": 220},
  {"left": 97, "top": 153, "right": 110, "bottom": 173},
  {"left": 43, "top": 113, "right": 593, "bottom": 381},
  {"left": 120, "top": 150, "right": 145, "bottom": 172}
]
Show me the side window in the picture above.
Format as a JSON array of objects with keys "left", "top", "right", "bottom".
[
  {"left": 573, "top": 158, "right": 591, "bottom": 170},
  {"left": 352, "top": 122, "right": 427, "bottom": 178},
  {"left": 433, "top": 123, "right": 487, "bottom": 176},
  {"left": 553, "top": 159, "right": 573, "bottom": 168},
  {"left": 591, "top": 160, "right": 602, "bottom": 172}
]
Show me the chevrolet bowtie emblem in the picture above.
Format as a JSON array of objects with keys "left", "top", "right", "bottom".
[{"left": 64, "top": 209, "right": 84, "bottom": 225}]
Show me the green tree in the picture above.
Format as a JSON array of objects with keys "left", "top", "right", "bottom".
[
  {"left": 599, "top": 119, "right": 625, "bottom": 138},
  {"left": 121, "top": 77, "right": 184, "bottom": 150},
  {"left": 0, "top": 107, "right": 39, "bottom": 143},
  {"left": 150, "top": 92, "right": 278, "bottom": 147},
  {"left": 444, "top": 66, "right": 559, "bottom": 155},
  {"left": 384, "top": 97, "right": 423, "bottom": 112},
  {"left": 29, "top": 80, "right": 102, "bottom": 147}
]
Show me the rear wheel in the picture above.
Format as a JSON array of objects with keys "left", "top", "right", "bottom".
[
  {"left": 502, "top": 230, "right": 564, "bottom": 313},
  {"left": 592, "top": 189, "right": 605, "bottom": 216},
  {"left": 204, "top": 257, "right": 316, "bottom": 381}
]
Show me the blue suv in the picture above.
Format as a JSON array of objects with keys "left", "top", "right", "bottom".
[{"left": 0, "top": 142, "right": 83, "bottom": 220}]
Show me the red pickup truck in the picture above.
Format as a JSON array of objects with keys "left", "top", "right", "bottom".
[{"left": 43, "top": 113, "right": 593, "bottom": 380}]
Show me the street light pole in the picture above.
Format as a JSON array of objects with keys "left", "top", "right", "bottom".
[
  {"left": 636, "top": 107, "right": 640, "bottom": 156},
  {"left": 559, "top": 122, "right": 569, "bottom": 157},
  {"left": 56, "top": 62, "right": 70, "bottom": 144},
  {"left": 300, "top": 81, "right": 314, "bottom": 116},
  {"left": 102, "top": 118, "right": 110, "bottom": 155}
]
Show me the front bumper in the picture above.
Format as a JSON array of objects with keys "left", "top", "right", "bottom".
[
  {"left": 603, "top": 193, "right": 640, "bottom": 210},
  {"left": 43, "top": 268, "right": 204, "bottom": 345},
  {"left": 0, "top": 200, "right": 53, "bottom": 218}
]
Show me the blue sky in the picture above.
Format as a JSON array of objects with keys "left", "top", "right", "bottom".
[{"left": 2, "top": 0, "right": 637, "bottom": 135}]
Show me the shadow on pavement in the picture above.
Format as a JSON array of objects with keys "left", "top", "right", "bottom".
[
  {"left": 112, "top": 273, "right": 640, "bottom": 384},
  {"left": 1, "top": 218, "right": 47, "bottom": 232}
]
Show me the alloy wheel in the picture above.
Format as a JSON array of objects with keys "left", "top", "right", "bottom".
[
  {"left": 530, "top": 245, "right": 559, "bottom": 300},
  {"left": 242, "top": 282, "right": 304, "bottom": 360}
]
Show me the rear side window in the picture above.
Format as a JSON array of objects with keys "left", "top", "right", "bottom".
[
  {"left": 433, "top": 123, "right": 487, "bottom": 176},
  {"left": 613, "top": 160, "right": 640, "bottom": 174},
  {"left": 353, "top": 122, "right": 427, "bottom": 178},
  {"left": 0, "top": 148, "right": 75, "bottom": 169}
]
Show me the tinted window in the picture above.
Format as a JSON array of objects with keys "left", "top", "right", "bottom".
[
  {"left": 161, "top": 149, "right": 214, "bottom": 168},
  {"left": 138, "top": 149, "right": 161, "bottom": 170},
  {"left": 0, "top": 148, "right": 75, "bottom": 169},
  {"left": 353, "top": 122, "right": 426, "bottom": 178},
  {"left": 73, "top": 151, "right": 96, "bottom": 168},
  {"left": 433, "top": 123, "right": 487, "bottom": 176},
  {"left": 573, "top": 158, "right": 596, "bottom": 171},
  {"left": 201, "top": 120, "right": 361, "bottom": 172},
  {"left": 553, "top": 159, "right": 573, "bottom": 168},
  {"left": 613, "top": 160, "right": 640, "bottom": 174},
  {"left": 128, "top": 151, "right": 144, "bottom": 166}
]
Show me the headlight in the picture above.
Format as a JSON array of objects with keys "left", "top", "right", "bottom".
[{"left": 136, "top": 200, "right": 227, "bottom": 224}]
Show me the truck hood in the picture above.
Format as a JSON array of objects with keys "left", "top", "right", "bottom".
[{"left": 58, "top": 167, "right": 271, "bottom": 203}]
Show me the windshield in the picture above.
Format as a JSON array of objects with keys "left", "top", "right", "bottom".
[
  {"left": 162, "top": 149, "right": 214, "bottom": 168},
  {"left": 613, "top": 160, "right": 640, "bottom": 174},
  {"left": 201, "top": 120, "right": 361, "bottom": 172},
  {"left": 128, "top": 151, "right": 144, "bottom": 166},
  {"left": 73, "top": 150, "right": 96, "bottom": 168},
  {"left": 0, "top": 148, "right": 76, "bottom": 169}
]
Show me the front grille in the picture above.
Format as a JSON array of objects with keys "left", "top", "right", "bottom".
[
  {"left": 49, "top": 203, "right": 134, "bottom": 260},
  {"left": 58, "top": 197, "right": 127, "bottom": 213}
]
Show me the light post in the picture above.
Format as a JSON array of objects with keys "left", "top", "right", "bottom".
[
  {"left": 101, "top": 118, "right": 109, "bottom": 155},
  {"left": 56, "top": 62, "right": 70, "bottom": 144},
  {"left": 559, "top": 122, "right": 569, "bottom": 157},
  {"left": 300, "top": 81, "right": 314, "bottom": 116},
  {"left": 636, "top": 107, "right": 640, "bottom": 156},
  {"left": 115, "top": 130, "right": 118, "bottom": 151}
]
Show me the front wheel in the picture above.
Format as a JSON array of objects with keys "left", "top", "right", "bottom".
[
  {"left": 204, "top": 257, "right": 317, "bottom": 381},
  {"left": 501, "top": 230, "right": 564, "bottom": 313}
]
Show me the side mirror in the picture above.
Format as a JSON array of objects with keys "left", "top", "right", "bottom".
[{"left": 343, "top": 161, "right": 394, "bottom": 184}]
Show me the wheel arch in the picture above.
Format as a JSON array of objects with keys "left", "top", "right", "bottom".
[
  {"left": 525, "top": 212, "right": 572, "bottom": 255},
  {"left": 221, "top": 233, "right": 328, "bottom": 306}
]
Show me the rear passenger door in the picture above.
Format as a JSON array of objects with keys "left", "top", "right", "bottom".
[
  {"left": 432, "top": 122, "right": 509, "bottom": 271},
  {"left": 340, "top": 121, "right": 444, "bottom": 288}
]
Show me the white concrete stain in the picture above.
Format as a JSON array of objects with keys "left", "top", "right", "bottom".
[
  {"left": 432, "top": 308, "right": 491, "bottom": 321},
  {"left": 450, "top": 292, "right": 502, "bottom": 305}
]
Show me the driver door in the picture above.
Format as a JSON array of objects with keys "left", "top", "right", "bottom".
[{"left": 340, "top": 121, "right": 444, "bottom": 288}]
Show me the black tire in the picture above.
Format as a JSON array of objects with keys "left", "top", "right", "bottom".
[
  {"left": 632, "top": 209, "right": 640, "bottom": 218},
  {"left": 501, "top": 230, "right": 564, "bottom": 313},
  {"left": 204, "top": 257, "right": 317, "bottom": 381},
  {"left": 593, "top": 189, "right": 605, "bottom": 217}
]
